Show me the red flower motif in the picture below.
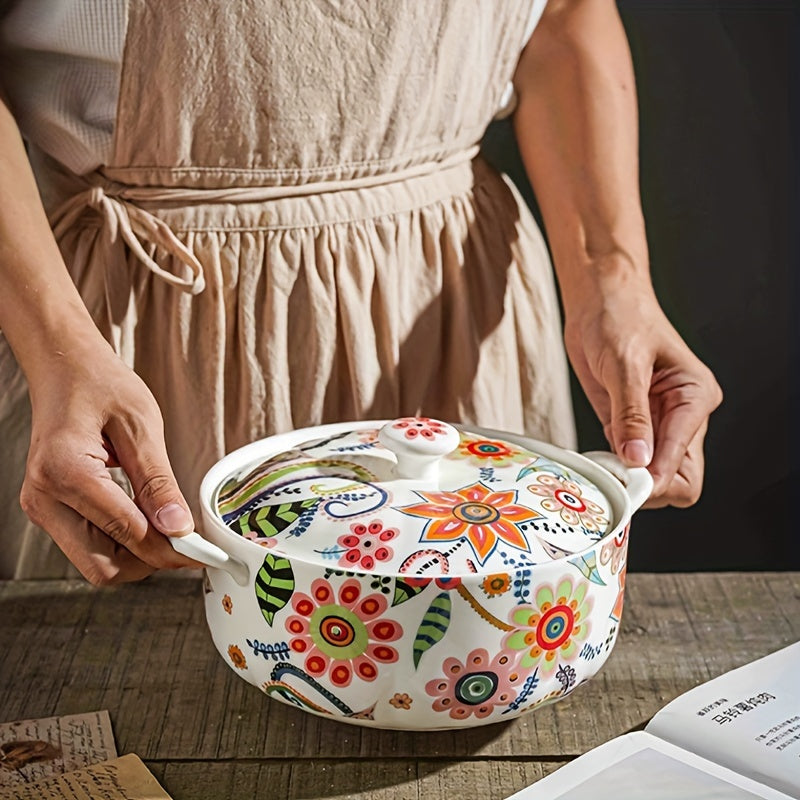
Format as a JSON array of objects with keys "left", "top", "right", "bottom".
[
  {"left": 285, "top": 578, "right": 403, "bottom": 688},
  {"left": 337, "top": 520, "right": 397, "bottom": 570},
  {"left": 391, "top": 417, "right": 449, "bottom": 441},
  {"left": 451, "top": 436, "right": 530, "bottom": 467}
]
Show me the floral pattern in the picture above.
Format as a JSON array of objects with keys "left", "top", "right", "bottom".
[
  {"left": 391, "top": 417, "right": 450, "bottom": 440},
  {"left": 600, "top": 524, "right": 628, "bottom": 574},
  {"left": 480, "top": 573, "right": 512, "bottom": 597},
  {"left": 399, "top": 481, "right": 539, "bottom": 564},
  {"left": 228, "top": 644, "right": 247, "bottom": 670},
  {"left": 390, "top": 693, "right": 413, "bottom": 710},
  {"left": 285, "top": 578, "right": 403, "bottom": 687},
  {"left": 241, "top": 530, "right": 278, "bottom": 549},
  {"left": 528, "top": 475, "right": 609, "bottom": 532},
  {"left": 210, "top": 416, "right": 632, "bottom": 728},
  {"left": 610, "top": 565, "right": 626, "bottom": 622},
  {"left": 451, "top": 436, "right": 530, "bottom": 468},
  {"left": 503, "top": 576, "right": 592, "bottom": 673},
  {"left": 426, "top": 648, "right": 522, "bottom": 720},
  {"left": 337, "top": 520, "right": 397, "bottom": 570}
]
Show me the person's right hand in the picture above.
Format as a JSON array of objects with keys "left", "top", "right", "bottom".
[{"left": 19, "top": 337, "right": 199, "bottom": 585}]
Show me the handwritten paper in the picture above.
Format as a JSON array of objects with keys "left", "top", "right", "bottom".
[
  {"left": 0, "top": 711, "right": 117, "bottom": 787},
  {"left": 0, "top": 754, "right": 171, "bottom": 800}
]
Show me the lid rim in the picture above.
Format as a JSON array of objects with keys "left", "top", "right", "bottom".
[{"left": 200, "top": 421, "right": 634, "bottom": 578}]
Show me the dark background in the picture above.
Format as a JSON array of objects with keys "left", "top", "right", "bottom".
[{"left": 482, "top": 0, "right": 798, "bottom": 571}]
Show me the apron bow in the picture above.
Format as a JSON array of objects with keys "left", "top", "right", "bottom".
[{"left": 50, "top": 185, "right": 206, "bottom": 295}]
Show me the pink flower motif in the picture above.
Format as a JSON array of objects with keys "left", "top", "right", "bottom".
[
  {"left": 337, "top": 520, "right": 397, "bottom": 570},
  {"left": 392, "top": 417, "right": 449, "bottom": 441},
  {"left": 528, "top": 474, "right": 609, "bottom": 532},
  {"left": 600, "top": 523, "right": 629, "bottom": 574},
  {"left": 242, "top": 530, "right": 278, "bottom": 548},
  {"left": 285, "top": 578, "right": 403, "bottom": 688},
  {"left": 426, "top": 648, "right": 522, "bottom": 720}
]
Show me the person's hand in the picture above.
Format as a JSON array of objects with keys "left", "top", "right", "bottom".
[
  {"left": 19, "top": 337, "right": 200, "bottom": 584},
  {"left": 563, "top": 272, "right": 723, "bottom": 508}
]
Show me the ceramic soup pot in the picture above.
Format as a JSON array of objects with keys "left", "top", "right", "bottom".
[{"left": 172, "top": 417, "right": 652, "bottom": 730}]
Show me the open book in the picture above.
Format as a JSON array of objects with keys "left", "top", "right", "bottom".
[{"left": 506, "top": 641, "right": 800, "bottom": 800}]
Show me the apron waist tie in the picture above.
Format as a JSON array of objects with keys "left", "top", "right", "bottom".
[
  {"left": 49, "top": 186, "right": 206, "bottom": 295},
  {"left": 46, "top": 144, "right": 481, "bottom": 297}
]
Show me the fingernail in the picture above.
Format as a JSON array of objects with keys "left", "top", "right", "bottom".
[
  {"left": 621, "top": 439, "right": 652, "bottom": 467},
  {"left": 156, "top": 502, "right": 193, "bottom": 534}
]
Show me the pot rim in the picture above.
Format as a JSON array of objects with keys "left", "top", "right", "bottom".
[{"left": 198, "top": 420, "right": 649, "bottom": 579}]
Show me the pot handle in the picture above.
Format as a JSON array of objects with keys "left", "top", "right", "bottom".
[
  {"left": 581, "top": 451, "right": 653, "bottom": 511},
  {"left": 170, "top": 532, "right": 250, "bottom": 586}
]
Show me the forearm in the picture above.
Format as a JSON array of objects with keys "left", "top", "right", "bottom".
[
  {"left": 0, "top": 93, "right": 107, "bottom": 384},
  {"left": 512, "top": 0, "right": 650, "bottom": 311}
]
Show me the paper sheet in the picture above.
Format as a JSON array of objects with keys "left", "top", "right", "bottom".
[
  {"left": 504, "top": 732, "right": 795, "bottom": 800},
  {"left": 646, "top": 642, "right": 800, "bottom": 798},
  {"left": 0, "top": 711, "right": 117, "bottom": 788},
  {"left": 0, "top": 754, "right": 172, "bottom": 800}
]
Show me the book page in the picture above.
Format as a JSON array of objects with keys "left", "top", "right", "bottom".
[
  {"left": 504, "top": 732, "right": 795, "bottom": 800},
  {"left": 646, "top": 641, "right": 800, "bottom": 798},
  {"left": 0, "top": 711, "right": 117, "bottom": 788},
  {"left": 0, "top": 754, "right": 172, "bottom": 800}
]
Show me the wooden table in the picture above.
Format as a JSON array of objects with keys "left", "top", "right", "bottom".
[{"left": 1, "top": 572, "right": 798, "bottom": 799}]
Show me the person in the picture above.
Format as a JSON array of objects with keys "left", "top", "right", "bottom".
[{"left": 0, "top": 0, "right": 722, "bottom": 584}]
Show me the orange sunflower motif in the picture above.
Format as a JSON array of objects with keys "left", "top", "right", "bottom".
[
  {"left": 481, "top": 573, "right": 512, "bottom": 597},
  {"left": 399, "top": 482, "right": 539, "bottom": 564},
  {"left": 389, "top": 692, "right": 413, "bottom": 710},
  {"left": 227, "top": 644, "right": 247, "bottom": 670}
]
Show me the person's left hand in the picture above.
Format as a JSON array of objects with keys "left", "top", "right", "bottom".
[{"left": 563, "top": 272, "right": 723, "bottom": 508}]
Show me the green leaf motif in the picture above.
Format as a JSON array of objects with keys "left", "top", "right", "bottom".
[
  {"left": 568, "top": 553, "right": 606, "bottom": 586},
  {"left": 413, "top": 592, "right": 451, "bottom": 669},
  {"left": 254, "top": 553, "right": 295, "bottom": 626},
  {"left": 392, "top": 578, "right": 427, "bottom": 607},
  {"left": 230, "top": 498, "right": 318, "bottom": 539},
  {"left": 516, "top": 465, "right": 537, "bottom": 481}
]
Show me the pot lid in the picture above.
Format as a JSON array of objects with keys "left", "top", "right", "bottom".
[{"left": 214, "top": 417, "right": 613, "bottom": 577}]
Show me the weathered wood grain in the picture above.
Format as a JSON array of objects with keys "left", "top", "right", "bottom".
[
  {"left": 1, "top": 573, "right": 797, "bottom": 799},
  {"left": 145, "top": 758, "right": 560, "bottom": 800}
]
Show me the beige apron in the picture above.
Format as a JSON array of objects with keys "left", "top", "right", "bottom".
[{"left": 0, "top": 0, "right": 576, "bottom": 579}]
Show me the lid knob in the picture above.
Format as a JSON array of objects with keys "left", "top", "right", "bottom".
[{"left": 378, "top": 417, "right": 460, "bottom": 481}]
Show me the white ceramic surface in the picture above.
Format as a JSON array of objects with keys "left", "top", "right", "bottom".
[{"left": 175, "top": 418, "right": 652, "bottom": 730}]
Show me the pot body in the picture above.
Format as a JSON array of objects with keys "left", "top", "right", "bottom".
[{"left": 196, "top": 423, "right": 644, "bottom": 730}]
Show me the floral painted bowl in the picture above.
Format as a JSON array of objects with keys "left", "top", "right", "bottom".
[{"left": 172, "top": 418, "right": 652, "bottom": 730}]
